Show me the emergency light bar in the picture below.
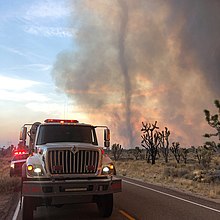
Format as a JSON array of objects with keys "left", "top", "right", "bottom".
[
  {"left": 14, "top": 150, "right": 28, "bottom": 155},
  {"left": 44, "top": 119, "right": 79, "bottom": 124}
]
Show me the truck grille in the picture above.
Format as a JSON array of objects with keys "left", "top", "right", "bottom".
[{"left": 48, "top": 149, "right": 99, "bottom": 174}]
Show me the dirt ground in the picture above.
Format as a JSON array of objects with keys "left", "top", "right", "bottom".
[{"left": 0, "top": 153, "right": 20, "bottom": 220}]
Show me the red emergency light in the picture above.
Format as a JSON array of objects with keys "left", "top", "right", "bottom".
[
  {"left": 14, "top": 150, "right": 28, "bottom": 155},
  {"left": 44, "top": 119, "right": 79, "bottom": 124}
]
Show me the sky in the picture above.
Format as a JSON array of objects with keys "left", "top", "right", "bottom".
[
  {"left": 0, "top": 0, "right": 219, "bottom": 148},
  {"left": 0, "top": 0, "right": 77, "bottom": 147}
]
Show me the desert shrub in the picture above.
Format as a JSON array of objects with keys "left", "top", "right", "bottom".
[
  {"left": 0, "top": 177, "right": 20, "bottom": 193},
  {"left": 0, "top": 153, "right": 21, "bottom": 193},
  {"left": 177, "top": 168, "right": 189, "bottom": 178},
  {"left": 167, "top": 161, "right": 179, "bottom": 168},
  {"left": 191, "top": 169, "right": 214, "bottom": 183},
  {"left": 163, "top": 167, "right": 177, "bottom": 178},
  {"left": 163, "top": 167, "right": 190, "bottom": 179},
  {"left": 111, "top": 143, "right": 123, "bottom": 161},
  {"left": 163, "top": 167, "right": 171, "bottom": 177},
  {"left": 212, "top": 156, "right": 220, "bottom": 169},
  {"left": 186, "top": 164, "right": 197, "bottom": 171},
  {"left": 121, "top": 170, "right": 127, "bottom": 176},
  {"left": 206, "top": 170, "right": 220, "bottom": 183},
  {"left": 184, "top": 173, "right": 195, "bottom": 180},
  {"left": 132, "top": 147, "right": 142, "bottom": 160},
  {"left": 200, "top": 151, "right": 212, "bottom": 169},
  {"left": 194, "top": 146, "right": 213, "bottom": 169}
]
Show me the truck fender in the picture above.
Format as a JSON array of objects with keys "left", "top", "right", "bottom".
[{"left": 22, "top": 163, "right": 27, "bottom": 178}]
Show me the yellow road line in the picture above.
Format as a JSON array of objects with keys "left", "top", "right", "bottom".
[{"left": 119, "top": 209, "right": 136, "bottom": 220}]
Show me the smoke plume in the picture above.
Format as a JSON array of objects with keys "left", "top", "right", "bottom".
[{"left": 51, "top": 0, "right": 220, "bottom": 147}]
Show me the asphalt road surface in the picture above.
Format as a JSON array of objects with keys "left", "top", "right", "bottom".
[{"left": 16, "top": 176, "right": 220, "bottom": 220}]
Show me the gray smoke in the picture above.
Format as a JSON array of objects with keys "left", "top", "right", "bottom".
[
  {"left": 116, "top": 0, "right": 133, "bottom": 147},
  {"left": 51, "top": 0, "right": 220, "bottom": 147},
  {"left": 167, "top": 0, "right": 220, "bottom": 95}
]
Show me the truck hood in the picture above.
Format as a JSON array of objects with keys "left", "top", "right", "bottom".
[
  {"left": 36, "top": 142, "right": 100, "bottom": 151},
  {"left": 41, "top": 142, "right": 97, "bottom": 147}
]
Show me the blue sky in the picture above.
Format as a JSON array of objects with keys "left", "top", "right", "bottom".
[{"left": 0, "top": 0, "right": 78, "bottom": 146}]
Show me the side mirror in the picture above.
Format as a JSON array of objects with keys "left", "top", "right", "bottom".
[
  {"left": 20, "top": 127, "right": 27, "bottom": 141},
  {"left": 104, "top": 128, "right": 110, "bottom": 148},
  {"left": 30, "top": 122, "right": 41, "bottom": 137}
]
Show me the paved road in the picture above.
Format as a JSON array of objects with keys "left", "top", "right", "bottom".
[
  {"left": 115, "top": 177, "right": 220, "bottom": 220},
  {"left": 16, "top": 177, "right": 220, "bottom": 220}
]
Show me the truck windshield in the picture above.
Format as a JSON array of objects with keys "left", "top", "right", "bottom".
[{"left": 36, "top": 125, "right": 98, "bottom": 145}]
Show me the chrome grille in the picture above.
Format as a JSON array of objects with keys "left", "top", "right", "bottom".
[{"left": 48, "top": 149, "right": 99, "bottom": 174}]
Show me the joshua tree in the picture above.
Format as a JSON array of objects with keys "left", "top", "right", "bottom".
[
  {"left": 111, "top": 143, "right": 123, "bottom": 161},
  {"left": 133, "top": 146, "right": 142, "bottom": 160},
  {"left": 170, "top": 142, "right": 181, "bottom": 163},
  {"left": 181, "top": 148, "right": 189, "bottom": 164},
  {"left": 141, "top": 121, "right": 161, "bottom": 164},
  {"left": 204, "top": 99, "right": 220, "bottom": 141},
  {"left": 159, "top": 127, "right": 170, "bottom": 163},
  {"left": 193, "top": 145, "right": 212, "bottom": 169},
  {"left": 204, "top": 141, "right": 220, "bottom": 153}
]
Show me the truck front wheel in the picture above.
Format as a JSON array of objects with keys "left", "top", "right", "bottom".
[
  {"left": 96, "top": 194, "right": 113, "bottom": 217},
  {"left": 22, "top": 197, "right": 34, "bottom": 220}
]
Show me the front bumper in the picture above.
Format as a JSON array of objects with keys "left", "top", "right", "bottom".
[{"left": 22, "top": 177, "right": 121, "bottom": 197}]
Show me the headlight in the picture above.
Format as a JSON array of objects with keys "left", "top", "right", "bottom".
[
  {"left": 102, "top": 164, "right": 115, "bottom": 175},
  {"left": 102, "top": 166, "right": 110, "bottom": 173},
  {"left": 27, "top": 165, "right": 33, "bottom": 171},
  {"left": 10, "top": 163, "right": 15, "bottom": 169},
  {"left": 34, "top": 168, "right": 42, "bottom": 173},
  {"left": 27, "top": 164, "right": 44, "bottom": 176}
]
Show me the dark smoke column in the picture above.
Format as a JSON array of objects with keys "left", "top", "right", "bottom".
[{"left": 117, "top": 0, "right": 133, "bottom": 147}]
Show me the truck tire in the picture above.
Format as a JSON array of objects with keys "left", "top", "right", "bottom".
[
  {"left": 22, "top": 197, "right": 34, "bottom": 220},
  {"left": 96, "top": 194, "right": 113, "bottom": 217}
]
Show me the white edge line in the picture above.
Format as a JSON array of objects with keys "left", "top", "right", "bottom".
[
  {"left": 123, "top": 179, "right": 220, "bottom": 213},
  {"left": 12, "top": 199, "right": 20, "bottom": 220}
]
